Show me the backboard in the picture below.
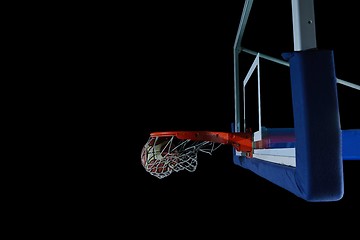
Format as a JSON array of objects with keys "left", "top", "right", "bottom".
[{"left": 232, "top": 0, "right": 360, "bottom": 201}]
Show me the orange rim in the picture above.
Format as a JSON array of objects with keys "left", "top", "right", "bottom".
[{"left": 150, "top": 131, "right": 253, "bottom": 153}]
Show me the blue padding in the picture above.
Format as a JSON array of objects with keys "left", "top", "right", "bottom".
[
  {"left": 233, "top": 49, "right": 344, "bottom": 202},
  {"left": 342, "top": 129, "right": 360, "bottom": 160},
  {"left": 233, "top": 154, "right": 300, "bottom": 197}
]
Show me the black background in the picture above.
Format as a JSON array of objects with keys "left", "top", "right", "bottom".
[{"left": 58, "top": 0, "right": 360, "bottom": 232}]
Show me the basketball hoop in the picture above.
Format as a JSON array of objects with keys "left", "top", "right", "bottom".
[{"left": 141, "top": 131, "right": 253, "bottom": 179}]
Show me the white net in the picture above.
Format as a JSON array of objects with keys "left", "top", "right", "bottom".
[{"left": 141, "top": 135, "right": 223, "bottom": 179}]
